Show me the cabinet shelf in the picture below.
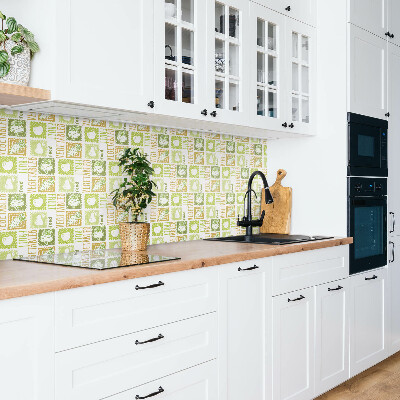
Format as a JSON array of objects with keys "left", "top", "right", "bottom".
[{"left": 0, "top": 82, "right": 51, "bottom": 106}]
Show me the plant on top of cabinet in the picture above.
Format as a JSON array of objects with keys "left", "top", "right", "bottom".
[
  {"left": 111, "top": 148, "right": 157, "bottom": 251},
  {"left": 0, "top": 10, "right": 39, "bottom": 85}
]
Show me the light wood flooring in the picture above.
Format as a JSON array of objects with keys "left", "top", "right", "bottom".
[{"left": 316, "top": 352, "right": 400, "bottom": 399}]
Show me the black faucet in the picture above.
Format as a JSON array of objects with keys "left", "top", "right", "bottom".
[{"left": 237, "top": 170, "right": 274, "bottom": 242}]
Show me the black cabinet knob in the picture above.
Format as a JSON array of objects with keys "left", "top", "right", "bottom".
[
  {"left": 210, "top": 111, "right": 217, "bottom": 117},
  {"left": 201, "top": 109, "right": 208, "bottom": 116},
  {"left": 282, "top": 122, "right": 288, "bottom": 128},
  {"left": 147, "top": 101, "right": 155, "bottom": 109},
  {"left": 386, "top": 112, "right": 390, "bottom": 117},
  {"left": 285, "top": 5, "right": 291, "bottom": 11},
  {"left": 385, "top": 31, "right": 391, "bottom": 37},
  {"left": 289, "top": 123, "right": 294, "bottom": 128}
]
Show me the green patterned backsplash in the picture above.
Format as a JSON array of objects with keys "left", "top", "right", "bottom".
[{"left": 0, "top": 108, "right": 267, "bottom": 260}]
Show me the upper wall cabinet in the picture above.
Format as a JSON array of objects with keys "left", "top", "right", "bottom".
[
  {"left": 252, "top": 0, "right": 316, "bottom": 27},
  {"left": 348, "top": 24, "right": 387, "bottom": 120},
  {"left": 55, "top": 0, "right": 155, "bottom": 114},
  {"left": 387, "top": 0, "right": 400, "bottom": 47}
]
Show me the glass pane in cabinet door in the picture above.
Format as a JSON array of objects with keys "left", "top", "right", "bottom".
[
  {"left": 229, "top": 81, "right": 239, "bottom": 111},
  {"left": 292, "top": 32, "right": 299, "bottom": 58},
  {"left": 215, "top": 2, "right": 225, "bottom": 34},
  {"left": 215, "top": 39, "right": 225, "bottom": 73},
  {"left": 182, "top": 71, "right": 194, "bottom": 104},
  {"left": 257, "top": 88, "right": 265, "bottom": 116},
  {"left": 216, "top": 80, "right": 225, "bottom": 109},
  {"left": 302, "top": 36, "right": 309, "bottom": 63},
  {"left": 165, "top": 24, "right": 177, "bottom": 62},
  {"left": 257, "top": 19, "right": 265, "bottom": 47},
  {"left": 292, "top": 96, "right": 299, "bottom": 121},
  {"left": 257, "top": 52, "right": 265, "bottom": 84},
  {"left": 268, "top": 23, "right": 276, "bottom": 51},
  {"left": 228, "top": 7, "right": 239, "bottom": 39},
  {"left": 268, "top": 55, "right": 277, "bottom": 86},
  {"left": 302, "top": 66, "right": 309, "bottom": 94},
  {"left": 268, "top": 91, "right": 277, "bottom": 118},
  {"left": 292, "top": 63, "right": 299, "bottom": 91},
  {"left": 165, "top": 0, "right": 177, "bottom": 19},
  {"left": 182, "top": 0, "right": 194, "bottom": 24},
  {"left": 302, "top": 98, "right": 310, "bottom": 123},
  {"left": 182, "top": 29, "right": 194, "bottom": 65},
  {"left": 229, "top": 43, "right": 239, "bottom": 76},
  {"left": 165, "top": 68, "right": 177, "bottom": 101}
]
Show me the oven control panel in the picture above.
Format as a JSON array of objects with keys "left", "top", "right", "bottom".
[{"left": 348, "top": 177, "right": 387, "bottom": 197}]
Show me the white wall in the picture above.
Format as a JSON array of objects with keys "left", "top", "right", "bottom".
[{"left": 267, "top": 2, "right": 348, "bottom": 237}]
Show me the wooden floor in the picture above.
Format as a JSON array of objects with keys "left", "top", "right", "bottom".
[{"left": 316, "top": 352, "right": 400, "bottom": 399}]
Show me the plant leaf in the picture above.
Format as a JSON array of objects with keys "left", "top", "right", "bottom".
[
  {"left": 0, "top": 50, "right": 8, "bottom": 63},
  {"left": 0, "top": 30, "right": 6, "bottom": 43},
  {"left": 18, "top": 25, "right": 34, "bottom": 42},
  {"left": 11, "top": 32, "right": 21, "bottom": 42},
  {"left": 0, "top": 12, "right": 6, "bottom": 21},
  {"left": 6, "top": 17, "right": 18, "bottom": 34},
  {"left": 11, "top": 45, "right": 24, "bottom": 56},
  {"left": 27, "top": 41, "right": 39, "bottom": 53},
  {"left": 0, "top": 61, "right": 10, "bottom": 78}
]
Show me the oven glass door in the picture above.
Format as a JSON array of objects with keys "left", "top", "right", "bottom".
[
  {"left": 349, "top": 197, "right": 387, "bottom": 274},
  {"left": 349, "top": 123, "right": 382, "bottom": 169}
]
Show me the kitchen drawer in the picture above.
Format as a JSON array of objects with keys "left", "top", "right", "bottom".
[
  {"left": 55, "top": 312, "right": 217, "bottom": 400},
  {"left": 272, "top": 246, "right": 349, "bottom": 296},
  {"left": 55, "top": 267, "right": 217, "bottom": 351},
  {"left": 107, "top": 361, "right": 217, "bottom": 400}
]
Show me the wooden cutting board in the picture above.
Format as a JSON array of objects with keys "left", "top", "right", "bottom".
[{"left": 260, "top": 169, "right": 292, "bottom": 234}]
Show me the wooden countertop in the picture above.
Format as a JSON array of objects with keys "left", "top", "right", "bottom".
[{"left": 0, "top": 237, "right": 352, "bottom": 300}]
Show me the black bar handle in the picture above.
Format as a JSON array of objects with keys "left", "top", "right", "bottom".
[
  {"left": 136, "top": 386, "right": 164, "bottom": 399},
  {"left": 135, "top": 281, "right": 164, "bottom": 290},
  {"left": 238, "top": 265, "right": 260, "bottom": 272},
  {"left": 288, "top": 294, "right": 305, "bottom": 302},
  {"left": 390, "top": 241, "right": 395, "bottom": 263},
  {"left": 365, "top": 275, "right": 378, "bottom": 281},
  {"left": 328, "top": 285, "right": 343, "bottom": 292},
  {"left": 135, "top": 334, "right": 164, "bottom": 345},
  {"left": 390, "top": 212, "right": 396, "bottom": 233}
]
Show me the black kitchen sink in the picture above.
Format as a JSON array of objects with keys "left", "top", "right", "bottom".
[{"left": 205, "top": 233, "right": 333, "bottom": 245}]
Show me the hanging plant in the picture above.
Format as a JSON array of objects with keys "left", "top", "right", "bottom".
[{"left": 0, "top": 11, "right": 39, "bottom": 79}]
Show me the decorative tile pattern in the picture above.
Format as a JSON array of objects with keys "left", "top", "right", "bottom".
[{"left": 0, "top": 108, "right": 268, "bottom": 260}]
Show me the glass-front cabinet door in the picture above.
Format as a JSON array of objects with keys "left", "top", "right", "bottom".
[
  {"left": 250, "top": 3, "right": 286, "bottom": 131},
  {"left": 206, "top": 0, "right": 250, "bottom": 125},
  {"left": 286, "top": 19, "right": 315, "bottom": 135},
  {"left": 154, "top": 0, "right": 207, "bottom": 119}
]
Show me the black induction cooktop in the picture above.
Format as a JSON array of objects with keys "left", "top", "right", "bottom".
[{"left": 14, "top": 249, "right": 180, "bottom": 270}]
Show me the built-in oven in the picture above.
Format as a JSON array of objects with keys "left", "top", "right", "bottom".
[
  {"left": 348, "top": 113, "right": 388, "bottom": 177},
  {"left": 348, "top": 177, "right": 387, "bottom": 275}
]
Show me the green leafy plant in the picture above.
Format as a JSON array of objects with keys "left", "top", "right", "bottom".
[
  {"left": 111, "top": 148, "right": 157, "bottom": 222},
  {"left": 0, "top": 11, "right": 39, "bottom": 78}
]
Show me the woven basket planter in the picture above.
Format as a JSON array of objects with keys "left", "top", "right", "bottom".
[
  {"left": 120, "top": 252, "right": 149, "bottom": 266},
  {"left": 119, "top": 222, "right": 150, "bottom": 251}
]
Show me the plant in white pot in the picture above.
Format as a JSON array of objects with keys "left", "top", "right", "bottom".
[
  {"left": 0, "top": 11, "right": 39, "bottom": 85},
  {"left": 111, "top": 148, "right": 157, "bottom": 251}
]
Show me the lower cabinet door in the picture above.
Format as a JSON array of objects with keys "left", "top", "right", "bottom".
[
  {"left": 272, "top": 287, "right": 315, "bottom": 400},
  {"left": 0, "top": 293, "right": 55, "bottom": 400},
  {"left": 350, "top": 268, "right": 388, "bottom": 377},
  {"left": 218, "top": 260, "right": 270, "bottom": 400},
  {"left": 315, "top": 279, "right": 350, "bottom": 397},
  {"left": 55, "top": 313, "right": 217, "bottom": 400},
  {"left": 107, "top": 361, "right": 218, "bottom": 400}
]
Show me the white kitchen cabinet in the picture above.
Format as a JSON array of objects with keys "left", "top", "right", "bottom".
[
  {"left": 315, "top": 280, "right": 350, "bottom": 397},
  {"left": 348, "top": 0, "right": 387, "bottom": 39},
  {"left": 107, "top": 361, "right": 218, "bottom": 400},
  {"left": 348, "top": 24, "right": 387, "bottom": 120},
  {"left": 387, "top": 0, "right": 400, "bottom": 47},
  {"left": 349, "top": 268, "right": 389, "bottom": 377},
  {"left": 0, "top": 293, "right": 55, "bottom": 400},
  {"left": 218, "top": 259, "right": 270, "bottom": 400},
  {"left": 388, "top": 237, "right": 400, "bottom": 355},
  {"left": 272, "top": 287, "right": 315, "bottom": 400},
  {"left": 388, "top": 42, "right": 400, "bottom": 236}
]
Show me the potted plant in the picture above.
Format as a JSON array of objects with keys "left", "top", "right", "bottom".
[
  {"left": 111, "top": 148, "right": 157, "bottom": 251},
  {"left": 0, "top": 11, "right": 39, "bottom": 85}
]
